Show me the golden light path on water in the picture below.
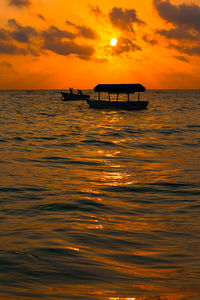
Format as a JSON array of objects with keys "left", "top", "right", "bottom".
[{"left": 0, "top": 90, "right": 200, "bottom": 299}]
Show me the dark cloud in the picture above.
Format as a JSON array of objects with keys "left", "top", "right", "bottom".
[
  {"left": 157, "top": 27, "right": 199, "bottom": 40},
  {"left": 169, "top": 43, "right": 200, "bottom": 56},
  {"left": 0, "top": 19, "right": 96, "bottom": 60},
  {"left": 8, "top": 0, "right": 31, "bottom": 8},
  {"left": 153, "top": 0, "right": 200, "bottom": 57},
  {"left": 153, "top": 0, "right": 200, "bottom": 33},
  {"left": 76, "top": 25, "right": 97, "bottom": 39},
  {"left": 112, "top": 37, "right": 141, "bottom": 55},
  {"left": 0, "top": 41, "right": 39, "bottom": 56},
  {"left": 8, "top": 19, "right": 38, "bottom": 43},
  {"left": 0, "top": 42, "right": 26, "bottom": 54},
  {"left": 42, "top": 26, "right": 95, "bottom": 60},
  {"left": 66, "top": 21, "right": 97, "bottom": 39},
  {"left": 43, "top": 38, "right": 95, "bottom": 60},
  {"left": 109, "top": 7, "right": 145, "bottom": 32},
  {"left": 42, "top": 25, "right": 75, "bottom": 41},
  {"left": 0, "top": 29, "right": 10, "bottom": 41}
]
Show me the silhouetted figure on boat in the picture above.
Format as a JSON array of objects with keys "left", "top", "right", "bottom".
[
  {"left": 69, "top": 88, "right": 73, "bottom": 94},
  {"left": 77, "top": 89, "right": 83, "bottom": 95}
]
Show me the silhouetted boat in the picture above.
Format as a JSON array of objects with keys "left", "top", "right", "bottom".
[
  {"left": 61, "top": 88, "right": 90, "bottom": 101},
  {"left": 86, "top": 84, "right": 148, "bottom": 110}
]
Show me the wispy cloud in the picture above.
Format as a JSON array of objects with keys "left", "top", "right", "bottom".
[
  {"left": 37, "top": 14, "right": 45, "bottom": 21},
  {"left": 89, "top": 5, "right": 102, "bottom": 16},
  {"left": 157, "top": 27, "right": 199, "bottom": 41},
  {"left": 66, "top": 21, "right": 97, "bottom": 39},
  {"left": 8, "top": 0, "right": 31, "bottom": 8},
  {"left": 110, "top": 36, "right": 141, "bottom": 56},
  {"left": 0, "top": 60, "right": 13, "bottom": 68},
  {"left": 169, "top": 44, "right": 200, "bottom": 56},
  {"left": 173, "top": 55, "right": 189, "bottom": 63},
  {"left": 143, "top": 34, "right": 157, "bottom": 45}
]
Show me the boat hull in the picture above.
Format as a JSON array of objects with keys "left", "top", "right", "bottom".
[
  {"left": 61, "top": 92, "right": 90, "bottom": 101},
  {"left": 86, "top": 99, "right": 148, "bottom": 110}
]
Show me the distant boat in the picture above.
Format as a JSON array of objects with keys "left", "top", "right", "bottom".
[
  {"left": 61, "top": 88, "right": 90, "bottom": 101},
  {"left": 86, "top": 84, "right": 148, "bottom": 110}
]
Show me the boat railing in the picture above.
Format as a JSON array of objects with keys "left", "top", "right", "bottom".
[{"left": 93, "top": 92, "right": 147, "bottom": 102}]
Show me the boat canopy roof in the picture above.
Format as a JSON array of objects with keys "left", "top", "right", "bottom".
[{"left": 94, "top": 84, "right": 146, "bottom": 93}]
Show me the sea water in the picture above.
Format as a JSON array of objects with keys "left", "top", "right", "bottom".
[{"left": 0, "top": 89, "right": 200, "bottom": 300}]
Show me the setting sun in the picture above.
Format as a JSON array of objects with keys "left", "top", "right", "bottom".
[
  {"left": 0, "top": 0, "right": 200, "bottom": 89},
  {"left": 110, "top": 38, "right": 118, "bottom": 46}
]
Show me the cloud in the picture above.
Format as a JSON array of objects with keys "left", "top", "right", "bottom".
[
  {"left": 43, "top": 38, "right": 95, "bottom": 60},
  {"left": 0, "top": 19, "right": 96, "bottom": 60},
  {"left": 173, "top": 55, "right": 189, "bottom": 62},
  {"left": 37, "top": 14, "right": 45, "bottom": 21},
  {"left": 0, "top": 61, "right": 14, "bottom": 69},
  {"left": 0, "top": 42, "right": 26, "bottom": 54},
  {"left": 153, "top": 1, "right": 200, "bottom": 57},
  {"left": 112, "top": 36, "right": 141, "bottom": 55},
  {"left": 143, "top": 34, "right": 157, "bottom": 45},
  {"left": 8, "top": 0, "right": 31, "bottom": 8},
  {"left": 66, "top": 21, "right": 97, "bottom": 39},
  {"left": 42, "top": 26, "right": 95, "bottom": 60},
  {"left": 153, "top": 0, "right": 200, "bottom": 33},
  {"left": 109, "top": 7, "right": 145, "bottom": 32},
  {"left": 8, "top": 19, "right": 38, "bottom": 43},
  {"left": 0, "top": 29, "right": 10, "bottom": 41},
  {"left": 157, "top": 27, "right": 199, "bottom": 40},
  {"left": 169, "top": 44, "right": 200, "bottom": 56},
  {"left": 89, "top": 5, "right": 102, "bottom": 16},
  {"left": 0, "top": 41, "right": 39, "bottom": 56},
  {"left": 42, "top": 25, "right": 75, "bottom": 41},
  {"left": 75, "top": 25, "right": 97, "bottom": 39},
  {"left": 0, "top": 61, "right": 17, "bottom": 76}
]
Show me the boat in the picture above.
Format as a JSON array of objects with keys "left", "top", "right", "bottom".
[
  {"left": 61, "top": 88, "right": 90, "bottom": 101},
  {"left": 86, "top": 84, "right": 148, "bottom": 110}
]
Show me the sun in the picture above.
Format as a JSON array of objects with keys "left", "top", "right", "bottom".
[{"left": 110, "top": 38, "right": 118, "bottom": 46}]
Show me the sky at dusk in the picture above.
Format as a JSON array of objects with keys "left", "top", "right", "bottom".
[{"left": 0, "top": 0, "right": 200, "bottom": 89}]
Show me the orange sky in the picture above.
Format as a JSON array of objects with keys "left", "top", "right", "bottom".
[{"left": 0, "top": 0, "right": 199, "bottom": 89}]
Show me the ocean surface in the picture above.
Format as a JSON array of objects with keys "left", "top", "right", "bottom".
[{"left": 0, "top": 89, "right": 200, "bottom": 300}]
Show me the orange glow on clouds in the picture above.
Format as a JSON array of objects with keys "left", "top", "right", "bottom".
[{"left": 0, "top": 0, "right": 200, "bottom": 89}]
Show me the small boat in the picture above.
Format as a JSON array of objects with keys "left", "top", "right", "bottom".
[
  {"left": 86, "top": 84, "right": 148, "bottom": 110},
  {"left": 61, "top": 88, "right": 90, "bottom": 101}
]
